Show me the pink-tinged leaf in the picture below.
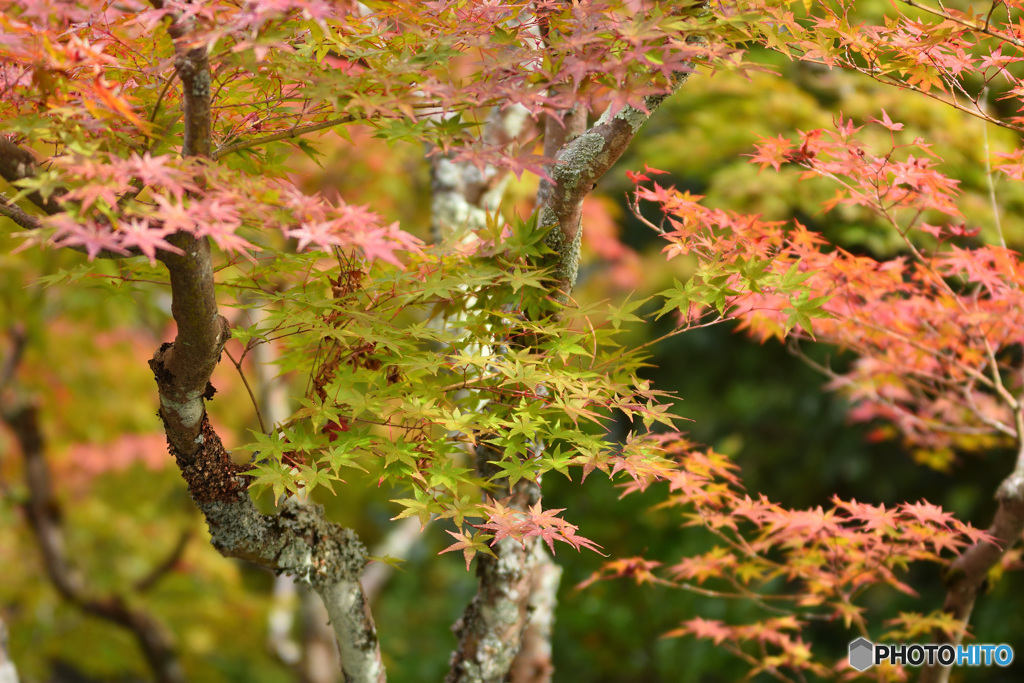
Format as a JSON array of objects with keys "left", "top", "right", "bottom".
[
  {"left": 664, "top": 617, "right": 732, "bottom": 644},
  {"left": 474, "top": 501, "right": 603, "bottom": 554},
  {"left": 152, "top": 195, "right": 198, "bottom": 234},
  {"left": 124, "top": 153, "right": 192, "bottom": 199},
  {"left": 116, "top": 218, "right": 183, "bottom": 263},
  {"left": 286, "top": 220, "right": 344, "bottom": 251},
  {"left": 63, "top": 180, "right": 123, "bottom": 213},
  {"left": 204, "top": 225, "right": 257, "bottom": 261},
  {"left": 44, "top": 215, "right": 130, "bottom": 260},
  {"left": 439, "top": 528, "right": 491, "bottom": 571},
  {"left": 354, "top": 221, "right": 423, "bottom": 267},
  {"left": 900, "top": 500, "right": 956, "bottom": 528},
  {"left": 869, "top": 109, "right": 904, "bottom": 131}
]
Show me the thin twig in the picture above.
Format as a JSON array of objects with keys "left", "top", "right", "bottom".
[
  {"left": 134, "top": 529, "right": 192, "bottom": 593},
  {"left": 224, "top": 344, "right": 268, "bottom": 434},
  {"left": 213, "top": 114, "right": 358, "bottom": 159},
  {"left": 980, "top": 89, "right": 1007, "bottom": 249},
  {"left": 901, "top": 0, "right": 1023, "bottom": 47}
]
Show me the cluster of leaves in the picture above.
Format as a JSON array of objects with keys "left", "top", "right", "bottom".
[
  {"left": 3, "top": 3, "right": 723, "bottom": 161},
  {"left": 731, "top": 0, "right": 1024, "bottom": 132},
  {"left": 221, "top": 214, "right": 677, "bottom": 555},
  {"left": 11, "top": 150, "right": 419, "bottom": 262},
  {"left": 582, "top": 435, "right": 991, "bottom": 681},
  {"left": 0, "top": 0, "right": 731, "bottom": 263},
  {"left": 633, "top": 114, "right": 1024, "bottom": 467},
  {"left": 9, "top": 0, "right": 1024, "bottom": 679}
]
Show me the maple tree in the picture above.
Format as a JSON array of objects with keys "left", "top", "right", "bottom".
[
  {"left": 3, "top": 0, "right": 1024, "bottom": 682},
  {"left": 596, "top": 2, "right": 1024, "bottom": 681}
]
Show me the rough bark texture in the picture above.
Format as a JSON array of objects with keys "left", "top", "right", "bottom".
[
  {"left": 447, "top": 453, "right": 544, "bottom": 683},
  {"left": 432, "top": 103, "right": 558, "bottom": 683},
  {"left": 509, "top": 545, "right": 562, "bottom": 683},
  {"left": 152, "top": 233, "right": 230, "bottom": 454},
  {"left": 443, "top": 47, "right": 693, "bottom": 679},
  {"left": 920, "top": 450, "right": 1024, "bottom": 683},
  {"left": 151, "top": 231, "right": 385, "bottom": 683},
  {"left": 168, "top": 20, "right": 212, "bottom": 160},
  {"left": 536, "top": 75, "right": 690, "bottom": 301},
  {"left": 143, "top": 12, "right": 387, "bottom": 682}
]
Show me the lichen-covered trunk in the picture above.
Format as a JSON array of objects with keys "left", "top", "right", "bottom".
[{"left": 147, "top": 10, "right": 387, "bottom": 682}]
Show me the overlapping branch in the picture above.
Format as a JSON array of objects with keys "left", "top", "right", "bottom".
[
  {"left": 429, "top": 102, "right": 549, "bottom": 683},
  {"left": 920, "top": 448, "right": 1024, "bottom": 683},
  {"left": 921, "top": 408, "right": 1024, "bottom": 683}
]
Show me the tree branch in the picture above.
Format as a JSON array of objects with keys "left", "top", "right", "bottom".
[
  {"left": 168, "top": 20, "right": 211, "bottom": 159},
  {"left": 447, "top": 457, "right": 544, "bottom": 683},
  {"left": 448, "top": 20, "right": 695, "bottom": 678},
  {"left": 0, "top": 138, "right": 63, "bottom": 215},
  {"left": 133, "top": 529, "right": 192, "bottom": 593},
  {"left": 151, "top": 237, "right": 386, "bottom": 683},
  {"left": 434, "top": 100, "right": 554, "bottom": 683},
  {"left": 536, "top": 72, "right": 690, "bottom": 300},
  {"left": 920, "top": 430, "right": 1024, "bottom": 683},
  {"left": 213, "top": 114, "right": 358, "bottom": 160},
  {"left": 0, "top": 196, "right": 42, "bottom": 230},
  {"left": 0, "top": 389, "right": 184, "bottom": 683},
  {"left": 509, "top": 545, "right": 562, "bottom": 683},
  {"left": 0, "top": 148, "right": 141, "bottom": 260},
  {"left": 146, "top": 14, "right": 386, "bottom": 679},
  {"left": 453, "top": 64, "right": 694, "bottom": 680},
  {"left": 430, "top": 105, "right": 532, "bottom": 243}
]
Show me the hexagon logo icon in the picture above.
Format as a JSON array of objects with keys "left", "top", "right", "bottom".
[{"left": 849, "top": 638, "right": 874, "bottom": 671}]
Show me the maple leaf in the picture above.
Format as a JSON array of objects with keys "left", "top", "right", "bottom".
[
  {"left": 832, "top": 497, "right": 900, "bottom": 534},
  {"left": 664, "top": 617, "right": 733, "bottom": 644},
  {"left": 353, "top": 222, "right": 423, "bottom": 267},
  {"left": 439, "top": 528, "right": 492, "bottom": 570},
  {"left": 206, "top": 226, "right": 258, "bottom": 260},
  {"left": 152, "top": 195, "right": 199, "bottom": 234},
  {"left": 749, "top": 134, "right": 793, "bottom": 171},
  {"left": 124, "top": 153, "right": 191, "bottom": 199},
  {"left": 116, "top": 218, "right": 183, "bottom": 263},
  {"left": 45, "top": 215, "right": 130, "bottom": 260},
  {"left": 64, "top": 179, "right": 123, "bottom": 213},
  {"left": 286, "top": 220, "right": 344, "bottom": 251},
  {"left": 900, "top": 500, "right": 956, "bottom": 528},
  {"left": 576, "top": 557, "right": 665, "bottom": 590},
  {"left": 869, "top": 108, "right": 904, "bottom": 131},
  {"left": 86, "top": 75, "right": 146, "bottom": 129}
]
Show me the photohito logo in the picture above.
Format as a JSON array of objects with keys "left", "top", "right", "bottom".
[{"left": 848, "top": 638, "right": 1014, "bottom": 671}]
